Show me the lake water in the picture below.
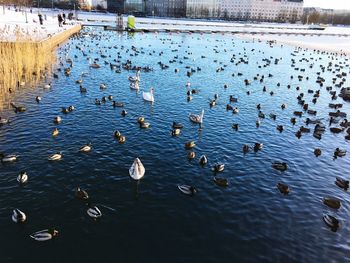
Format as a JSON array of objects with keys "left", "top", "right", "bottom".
[{"left": 1, "top": 27, "right": 350, "bottom": 262}]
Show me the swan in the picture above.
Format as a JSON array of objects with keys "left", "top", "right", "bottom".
[
  {"left": 189, "top": 109, "right": 204, "bottom": 124},
  {"left": 48, "top": 152, "right": 62, "bottom": 161},
  {"left": 30, "top": 228, "right": 59, "bottom": 241},
  {"left": 12, "top": 209, "right": 26, "bottom": 223},
  {"left": 80, "top": 143, "right": 92, "bottom": 152},
  {"left": 143, "top": 88, "right": 155, "bottom": 102},
  {"left": 129, "top": 158, "right": 145, "bottom": 180},
  {"left": 130, "top": 82, "right": 140, "bottom": 90},
  {"left": 75, "top": 187, "right": 89, "bottom": 200},
  {"left": 178, "top": 185, "right": 196, "bottom": 195},
  {"left": 1, "top": 154, "right": 18, "bottom": 163},
  {"left": 129, "top": 70, "right": 140, "bottom": 82},
  {"left": 43, "top": 83, "right": 51, "bottom": 89},
  {"left": 87, "top": 206, "right": 102, "bottom": 219},
  {"left": 17, "top": 171, "right": 28, "bottom": 184}
]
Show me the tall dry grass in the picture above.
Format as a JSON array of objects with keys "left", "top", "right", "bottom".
[{"left": 0, "top": 24, "right": 81, "bottom": 110}]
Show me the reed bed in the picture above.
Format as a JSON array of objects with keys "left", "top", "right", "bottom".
[{"left": 0, "top": 25, "right": 81, "bottom": 110}]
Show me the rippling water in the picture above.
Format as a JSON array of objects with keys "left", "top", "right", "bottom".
[{"left": 1, "top": 27, "right": 350, "bottom": 262}]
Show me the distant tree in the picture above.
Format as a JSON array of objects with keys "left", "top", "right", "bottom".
[
  {"left": 308, "top": 11, "right": 320, "bottom": 24},
  {"left": 223, "top": 9, "right": 228, "bottom": 20}
]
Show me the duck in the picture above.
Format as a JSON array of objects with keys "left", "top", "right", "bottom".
[
  {"left": 172, "top": 122, "right": 183, "bottom": 129},
  {"left": 113, "top": 101, "right": 124, "bottom": 107},
  {"left": 80, "top": 143, "right": 92, "bottom": 152},
  {"left": 226, "top": 104, "right": 233, "bottom": 111},
  {"left": 299, "top": 126, "right": 310, "bottom": 133},
  {"left": 314, "top": 148, "right": 322, "bottom": 157},
  {"left": 171, "top": 129, "right": 181, "bottom": 136},
  {"left": 30, "top": 228, "right": 59, "bottom": 241},
  {"left": 276, "top": 125, "right": 284, "bottom": 132},
  {"left": 48, "top": 152, "right": 62, "bottom": 161},
  {"left": 213, "top": 177, "right": 228, "bottom": 187},
  {"left": 54, "top": 116, "right": 62, "bottom": 124},
  {"left": 142, "top": 88, "right": 155, "bottom": 102},
  {"left": 256, "top": 119, "right": 261, "bottom": 127},
  {"left": 114, "top": 130, "right": 121, "bottom": 138},
  {"left": 52, "top": 128, "right": 59, "bottom": 137},
  {"left": 36, "top": 96, "right": 42, "bottom": 103},
  {"left": 118, "top": 135, "right": 126, "bottom": 143},
  {"left": 277, "top": 182, "right": 289, "bottom": 195},
  {"left": 140, "top": 122, "right": 150, "bottom": 129},
  {"left": 95, "top": 99, "right": 101, "bottom": 105},
  {"left": 0, "top": 154, "right": 18, "bottom": 163},
  {"left": 229, "top": 95, "right": 238, "bottom": 102},
  {"left": 272, "top": 161, "right": 288, "bottom": 171},
  {"left": 232, "top": 108, "right": 239, "bottom": 114},
  {"left": 108, "top": 95, "right": 113, "bottom": 101},
  {"left": 334, "top": 148, "right": 346, "bottom": 158},
  {"left": 100, "top": 83, "right": 107, "bottom": 90},
  {"left": 17, "top": 171, "right": 28, "bottom": 184},
  {"left": 0, "top": 117, "right": 10, "bottom": 125},
  {"left": 335, "top": 177, "right": 349, "bottom": 190},
  {"left": 243, "top": 144, "right": 249, "bottom": 153},
  {"left": 137, "top": 117, "right": 145, "bottom": 124},
  {"left": 87, "top": 205, "right": 102, "bottom": 219},
  {"left": 44, "top": 83, "right": 51, "bottom": 89},
  {"left": 199, "top": 155, "right": 208, "bottom": 166},
  {"left": 330, "top": 127, "right": 344, "bottom": 133},
  {"left": 232, "top": 123, "right": 239, "bottom": 130},
  {"left": 178, "top": 185, "right": 196, "bottom": 196},
  {"left": 188, "top": 151, "right": 195, "bottom": 160},
  {"left": 254, "top": 143, "right": 263, "bottom": 152},
  {"left": 12, "top": 209, "right": 26, "bottom": 223},
  {"left": 269, "top": 113, "right": 277, "bottom": 120},
  {"left": 75, "top": 187, "right": 89, "bottom": 200},
  {"left": 323, "top": 198, "right": 341, "bottom": 209},
  {"left": 323, "top": 214, "right": 339, "bottom": 230},
  {"left": 121, "top": 110, "right": 127, "bottom": 116},
  {"left": 80, "top": 86, "right": 87, "bottom": 93},
  {"left": 212, "top": 163, "right": 225, "bottom": 173},
  {"left": 185, "top": 141, "right": 196, "bottom": 149},
  {"left": 189, "top": 109, "right": 204, "bottom": 124},
  {"left": 290, "top": 117, "right": 296, "bottom": 125}
]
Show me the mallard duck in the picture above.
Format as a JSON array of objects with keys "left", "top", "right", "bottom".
[
  {"left": 114, "top": 130, "right": 121, "bottom": 138},
  {"left": 185, "top": 141, "right": 196, "bottom": 149},
  {"left": 52, "top": 128, "right": 59, "bottom": 137},
  {"left": 277, "top": 182, "right": 289, "bottom": 195},
  {"left": 68, "top": 105, "right": 75, "bottom": 112},
  {"left": 335, "top": 177, "right": 349, "bottom": 190},
  {"left": 172, "top": 122, "right": 183, "bottom": 129},
  {"left": 17, "top": 171, "right": 28, "bottom": 184},
  {"left": 226, "top": 104, "right": 233, "bottom": 111},
  {"left": 140, "top": 122, "right": 150, "bottom": 129},
  {"left": 290, "top": 117, "right": 296, "bottom": 125},
  {"left": 276, "top": 125, "right": 284, "bottom": 132},
  {"left": 108, "top": 95, "right": 113, "bottom": 101},
  {"left": 171, "top": 129, "right": 181, "bottom": 136},
  {"left": 212, "top": 163, "right": 225, "bottom": 173},
  {"left": 113, "top": 101, "right": 124, "bottom": 107},
  {"left": 87, "top": 205, "right": 102, "bottom": 219},
  {"left": 75, "top": 187, "right": 89, "bottom": 200},
  {"left": 199, "top": 155, "right": 207, "bottom": 166},
  {"left": 48, "top": 152, "right": 62, "bottom": 161},
  {"left": 314, "top": 148, "right": 322, "bottom": 157},
  {"left": 76, "top": 79, "right": 83, "bottom": 84},
  {"left": 323, "top": 214, "right": 339, "bottom": 230},
  {"left": 12, "top": 209, "right": 26, "bottom": 223},
  {"left": 178, "top": 185, "right": 196, "bottom": 196},
  {"left": 188, "top": 151, "right": 195, "bottom": 160},
  {"left": 256, "top": 119, "right": 261, "bottom": 127},
  {"left": 232, "top": 123, "right": 239, "bottom": 130},
  {"left": 272, "top": 161, "right": 288, "bottom": 171},
  {"left": 330, "top": 127, "right": 344, "bottom": 133},
  {"left": 232, "top": 107, "right": 239, "bottom": 114},
  {"left": 229, "top": 95, "right": 237, "bottom": 102},
  {"left": 323, "top": 198, "right": 341, "bottom": 209},
  {"left": 214, "top": 177, "right": 228, "bottom": 187},
  {"left": 0, "top": 154, "right": 18, "bottom": 163},
  {"left": 118, "top": 135, "right": 126, "bottom": 143},
  {"left": 294, "top": 111, "right": 302, "bottom": 117},
  {"left": 95, "top": 99, "right": 101, "bottom": 105},
  {"left": 30, "top": 228, "right": 59, "bottom": 241},
  {"left": 80, "top": 143, "right": 92, "bottom": 152},
  {"left": 269, "top": 113, "right": 277, "bottom": 120},
  {"left": 334, "top": 148, "right": 346, "bottom": 158},
  {"left": 300, "top": 126, "right": 310, "bottom": 133},
  {"left": 137, "top": 117, "right": 145, "bottom": 124}
]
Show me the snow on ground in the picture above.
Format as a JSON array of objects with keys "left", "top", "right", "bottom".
[{"left": 0, "top": 7, "right": 79, "bottom": 41}]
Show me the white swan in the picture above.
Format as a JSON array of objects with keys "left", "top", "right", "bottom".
[
  {"left": 129, "top": 70, "right": 140, "bottom": 82},
  {"left": 142, "top": 88, "right": 155, "bottom": 103},
  {"left": 130, "top": 81, "right": 140, "bottom": 90},
  {"left": 189, "top": 109, "right": 204, "bottom": 124},
  {"left": 129, "top": 158, "right": 145, "bottom": 180}
]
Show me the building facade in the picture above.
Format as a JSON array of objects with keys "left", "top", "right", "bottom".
[
  {"left": 146, "top": 0, "right": 186, "bottom": 17},
  {"left": 220, "top": 0, "right": 303, "bottom": 22},
  {"left": 186, "top": 0, "right": 219, "bottom": 18}
]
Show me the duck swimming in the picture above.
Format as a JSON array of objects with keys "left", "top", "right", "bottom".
[
  {"left": 335, "top": 177, "right": 349, "bottom": 190},
  {"left": 254, "top": 143, "right": 263, "bottom": 152},
  {"left": 54, "top": 116, "right": 62, "bottom": 124},
  {"left": 75, "top": 187, "right": 89, "bottom": 200},
  {"left": 172, "top": 122, "right": 183, "bottom": 129},
  {"left": 314, "top": 148, "right": 322, "bottom": 157},
  {"left": 178, "top": 185, "right": 196, "bottom": 196},
  {"left": 199, "top": 155, "right": 208, "bottom": 166},
  {"left": 334, "top": 148, "right": 346, "bottom": 158},
  {"left": 323, "top": 198, "right": 341, "bottom": 209},
  {"left": 185, "top": 141, "right": 196, "bottom": 149},
  {"left": 17, "top": 171, "right": 28, "bottom": 184},
  {"left": 171, "top": 129, "right": 181, "bottom": 136},
  {"left": 52, "top": 128, "right": 59, "bottom": 137},
  {"left": 188, "top": 151, "right": 195, "bottom": 160},
  {"left": 214, "top": 177, "right": 228, "bottom": 187},
  {"left": 87, "top": 205, "right": 102, "bottom": 219},
  {"left": 272, "top": 161, "right": 288, "bottom": 171},
  {"left": 277, "top": 182, "right": 289, "bottom": 195},
  {"left": 48, "top": 152, "right": 62, "bottom": 161},
  {"left": 0, "top": 117, "right": 10, "bottom": 125},
  {"left": 323, "top": 214, "right": 339, "bottom": 231},
  {"left": 80, "top": 143, "right": 92, "bottom": 152},
  {"left": 212, "top": 163, "right": 225, "bottom": 173},
  {"left": 30, "top": 228, "right": 59, "bottom": 241},
  {"left": 12, "top": 209, "right": 26, "bottom": 223},
  {"left": 0, "top": 154, "right": 18, "bottom": 163}
]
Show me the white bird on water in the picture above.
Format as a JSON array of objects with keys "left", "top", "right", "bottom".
[
  {"left": 142, "top": 88, "right": 155, "bottom": 103},
  {"left": 129, "top": 158, "right": 145, "bottom": 180}
]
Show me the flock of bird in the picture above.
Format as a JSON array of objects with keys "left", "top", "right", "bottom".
[{"left": 1, "top": 27, "right": 350, "bottom": 240}]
